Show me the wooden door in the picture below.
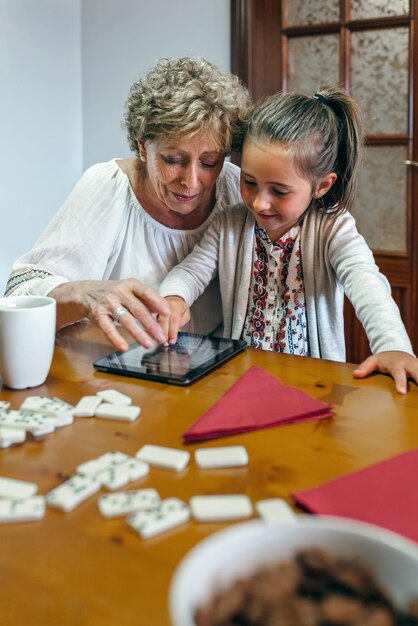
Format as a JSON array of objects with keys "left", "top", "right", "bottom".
[{"left": 231, "top": 0, "right": 418, "bottom": 363}]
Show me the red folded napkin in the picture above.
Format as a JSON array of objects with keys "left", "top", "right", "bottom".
[
  {"left": 182, "top": 365, "right": 332, "bottom": 443},
  {"left": 293, "top": 448, "right": 418, "bottom": 544}
]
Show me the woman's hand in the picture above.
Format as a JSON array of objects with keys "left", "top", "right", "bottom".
[
  {"left": 353, "top": 351, "right": 418, "bottom": 394},
  {"left": 49, "top": 279, "right": 170, "bottom": 351},
  {"left": 158, "top": 296, "right": 191, "bottom": 344}
]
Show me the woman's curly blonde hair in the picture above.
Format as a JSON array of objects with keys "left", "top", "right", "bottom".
[{"left": 123, "top": 57, "right": 251, "bottom": 155}]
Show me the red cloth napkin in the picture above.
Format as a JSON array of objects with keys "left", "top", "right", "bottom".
[
  {"left": 182, "top": 365, "right": 332, "bottom": 443},
  {"left": 293, "top": 448, "right": 418, "bottom": 544}
]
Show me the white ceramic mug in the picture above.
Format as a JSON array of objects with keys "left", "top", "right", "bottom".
[{"left": 0, "top": 296, "right": 56, "bottom": 389}]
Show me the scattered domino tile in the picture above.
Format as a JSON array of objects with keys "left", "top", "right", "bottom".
[
  {"left": 189, "top": 495, "right": 253, "bottom": 522},
  {"left": 127, "top": 497, "right": 190, "bottom": 539},
  {"left": 95, "top": 458, "right": 150, "bottom": 490},
  {"left": 255, "top": 498, "right": 298, "bottom": 523},
  {"left": 46, "top": 474, "right": 100, "bottom": 512},
  {"left": 94, "top": 403, "right": 140, "bottom": 422},
  {"left": 94, "top": 465, "right": 131, "bottom": 491},
  {"left": 30, "top": 424, "right": 57, "bottom": 437},
  {"left": 73, "top": 396, "right": 103, "bottom": 417},
  {"left": 135, "top": 444, "right": 190, "bottom": 472},
  {"left": 0, "top": 410, "right": 57, "bottom": 434},
  {"left": 0, "top": 496, "right": 46, "bottom": 524},
  {"left": 0, "top": 401, "right": 11, "bottom": 411},
  {"left": 49, "top": 413, "right": 74, "bottom": 428},
  {"left": 194, "top": 446, "right": 249, "bottom": 469},
  {"left": 96, "top": 389, "right": 132, "bottom": 406},
  {"left": 19, "top": 398, "right": 74, "bottom": 428},
  {"left": 19, "top": 396, "right": 75, "bottom": 418},
  {"left": 98, "top": 488, "right": 160, "bottom": 518},
  {"left": 76, "top": 451, "right": 131, "bottom": 476},
  {"left": 0, "top": 427, "right": 26, "bottom": 448},
  {"left": 0, "top": 476, "right": 38, "bottom": 499}
]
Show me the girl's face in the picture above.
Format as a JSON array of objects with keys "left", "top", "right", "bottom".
[{"left": 240, "top": 139, "right": 336, "bottom": 241}]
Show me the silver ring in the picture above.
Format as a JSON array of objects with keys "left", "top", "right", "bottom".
[{"left": 112, "top": 306, "right": 129, "bottom": 323}]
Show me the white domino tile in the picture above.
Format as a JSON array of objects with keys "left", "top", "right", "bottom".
[
  {"left": 76, "top": 451, "right": 131, "bottom": 476},
  {"left": 94, "top": 404, "right": 140, "bottom": 422},
  {"left": 0, "top": 410, "right": 56, "bottom": 434},
  {"left": 255, "top": 498, "right": 298, "bottom": 523},
  {"left": 0, "top": 476, "right": 38, "bottom": 499},
  {"left": 48, "top": 413, "right": 74, "bottom": 428},
  {"left": 190, "top": 495, "right": 253, "bottom": 522},
  {"left": 127, "top": 497, "right": 190, "bottom": 539},
  {"left": 96, "top": 389, "right": 132, "bottom": 405},
  {"left": 95, "top": 458, "right": 149, "bottom": 491},
  {"left": 46, "top": 475, "right": 100, "bottom": 512},
  {"left": 0, "top": 427, "right": 26, "bottom": 447},
  {"left": 98, "top": 489, "right": 160, "bottom": 518},
  {"left": 74, "top": 396, "right": 103, "bottom": 417},
  {"left": 0, "top": 496, "right": 46, "bottom": 523},
  {"left": 19, "top": 396, "right": 74, "bottom": 418},
  {"left": 31, "top": 424, "right": 57, "bottom": 437},
  {"left": 135, "top": 444, "right": 190, "bottom": 472},
  {"left": 194, "top": 446, "right": 249, "bottom": 469}
]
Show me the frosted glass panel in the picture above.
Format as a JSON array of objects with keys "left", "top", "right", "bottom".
[
  {"left": 352, "top": 146, "right": 407, "bottom": 252},
  {"left": 287, "top": 0, "right": 340, "bottom": 25},
  {"left": 351, "top": 28, "right": 409, "bottom": 135},
  {"left": 287, "top": 35, "right": 340, "bottom": 94},
  {"left": 351, "top": 0, "right": 409, "bottom": 20}
]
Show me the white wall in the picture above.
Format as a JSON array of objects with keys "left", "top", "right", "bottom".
[
  {"left": 1, "top": 0, "right": 230, "bottom": 293},
  {"left": 81, "top": 0, "right": 231, "bottom": 166},
  {"left": 0, "top": 0, "right": 82, "bottom": 293}
]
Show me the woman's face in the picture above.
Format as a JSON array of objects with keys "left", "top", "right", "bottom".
[{"left": 140, "top": 133, "right": 225, "bottom": 227}]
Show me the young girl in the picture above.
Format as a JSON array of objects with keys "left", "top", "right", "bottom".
[{"left": 159, "top": 87, "right": 418, "bottom": 394}]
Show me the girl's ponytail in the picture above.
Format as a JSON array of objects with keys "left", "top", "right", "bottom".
[{"left": 314, "top": 87, "right": 364, "bottom": 212}]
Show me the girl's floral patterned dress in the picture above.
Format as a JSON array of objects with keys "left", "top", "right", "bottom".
[{"left": 243, "top": 223, "right": 309, "bottom": 355}]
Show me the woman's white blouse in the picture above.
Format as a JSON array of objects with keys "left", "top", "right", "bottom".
[{"left": 7, "top": 159, "right": 242, "bottom": 334}]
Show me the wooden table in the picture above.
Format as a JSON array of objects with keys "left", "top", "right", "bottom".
[{"left": 1, "top": 322, "right": 418, "bottom": 626}]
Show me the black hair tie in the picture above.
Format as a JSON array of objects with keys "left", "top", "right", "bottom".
[{"left": 313, "top": 92, "right": 331, "bottom": 107}]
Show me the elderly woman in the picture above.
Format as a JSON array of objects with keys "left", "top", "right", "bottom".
[{"left": 5, "top": 57, "right": 250, "bottom": 351}]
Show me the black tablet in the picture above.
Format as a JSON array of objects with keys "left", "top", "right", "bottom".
[{"left": 93, "top": 332, "right": 247, "bottom": 386}]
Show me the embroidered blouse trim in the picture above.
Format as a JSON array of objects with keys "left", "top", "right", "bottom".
[{"left": 5, "top": 269, "right": 54, "bottom": 296}]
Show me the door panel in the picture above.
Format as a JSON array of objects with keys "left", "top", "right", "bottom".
[{"left": 287, "top": 34, "right": 340, "bottom": 91}]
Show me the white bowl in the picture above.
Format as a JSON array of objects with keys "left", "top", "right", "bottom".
[{"left": 169, "top": 516, "right": 418, "bottom": 626}]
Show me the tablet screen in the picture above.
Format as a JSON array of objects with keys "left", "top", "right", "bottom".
[{"left": 93, "top": 332, "right": 247, "bottom": 385}]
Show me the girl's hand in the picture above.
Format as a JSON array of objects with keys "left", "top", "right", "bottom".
[
  {"left": 353, "top": 351, "right": 418, "bottom": 394},
  {"left": 159, "top": 296, "right": 191, "bottom": 345},
  {"left": 50, "top": 279, "right": 170, "bottom": 351}
]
